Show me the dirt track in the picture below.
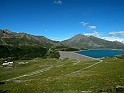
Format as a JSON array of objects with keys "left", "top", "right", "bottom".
[{"left": 59, "top": 51, "right": 96, "bottom": 61}]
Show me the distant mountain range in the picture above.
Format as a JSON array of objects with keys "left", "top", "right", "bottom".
[
  {"left": 61, "top": 34, "right": 124, "bottom": 49},
  {"left": 0, "top": 29, "right": 59, "bottom": 48},
  {"left": 0, "top": 29, "right": 124, "bottom": 49}
]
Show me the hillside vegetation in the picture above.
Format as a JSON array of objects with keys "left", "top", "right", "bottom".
[
  {"left": 0, "top": 45, "right": 80, "bottom": 61},
  {"left": 0, "top": 29, "right": 124, "bottom": 50},
  {"left": 0, "top": 29, "right": 124, "bottom": 93},
  {"left": 0, "top": 29, "right": 60, "bottom": 48},
  {"left": 0, "top": 45, "right": 48, "bottom": 60},
  {"left": 0, "top": 56, "right": 124, "bottom": 93}
]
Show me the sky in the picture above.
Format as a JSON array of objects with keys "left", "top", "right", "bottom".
[{"left": 0, "top": 0, "right": 124, "bottom": 43}]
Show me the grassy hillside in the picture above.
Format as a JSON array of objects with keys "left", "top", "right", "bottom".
[{"left": 0, "top": 56, "right": 124, "bottom": 93}]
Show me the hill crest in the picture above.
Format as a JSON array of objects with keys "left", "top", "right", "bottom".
[{"left": 0, "top": 29, "right": 124, "bottom": 49}]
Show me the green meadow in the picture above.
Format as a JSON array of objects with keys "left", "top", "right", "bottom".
[{"left": 0, "top": 57, "right": 124, "bottom": 93}]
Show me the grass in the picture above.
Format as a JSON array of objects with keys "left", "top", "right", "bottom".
[{"left": 0, "top": 57, "right": 124, "bottom": 93}]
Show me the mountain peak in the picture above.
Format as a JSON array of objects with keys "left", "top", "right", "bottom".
[
  {"left": 62, "top": 34, "right": 124, "bottom": 49},
  {"left": 0, "top": 29, "right": 59, "bottom": 47},
  {"left": 0, "top": 29, "right": 124, "bottom": 49}
]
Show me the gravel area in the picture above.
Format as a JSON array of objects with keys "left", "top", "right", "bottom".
[{"left": 59, "top": 51, "right": 96, "bottom": 61}]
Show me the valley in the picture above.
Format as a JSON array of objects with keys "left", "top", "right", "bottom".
[{"left": 0, "top": 29, "right": 124, "bottom": 93}]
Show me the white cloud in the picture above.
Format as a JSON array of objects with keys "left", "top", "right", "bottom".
[
  {"left": 84, "top": 31, "right": 124, "bottom": 43},
  {"left": 93, "top": 31, "right": 99, "bottom": 37},
  {"left": 54, "top": 0, "right": 62, "bottom": 4},
  {"left": 88, "top": 26, "right": 96, "bottom": 30},
  {"left": 84, "top": 31, "right": 99, "bottom": 37},
  {"left": 102, "top": 36, "right": 124, "bottom": 43},
  {"left": 81, "top": 22, "right": 88, "bottom": 26},
  {"left": 51, "top": 37, "right": 60, "bottom": 41},
  {"left": 109, "top": 31, "right": 124, "bottom": 36}
]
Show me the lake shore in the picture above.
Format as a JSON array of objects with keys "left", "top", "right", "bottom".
[
  {"left": 59, "top": 51, "right": 97, "bottom": 61},
  {"left": 76, "top": 49, "right": 124, "bottom": 58}
]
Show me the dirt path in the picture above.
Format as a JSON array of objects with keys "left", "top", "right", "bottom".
[
  {"left": 59, "top": 51, "right": 97, "bottom": 61},
  {"left": 62, "top": 60, "right": 103, "bottom": 77},
  {"left": 3, "top": 66, "right": 53, "bottom": 82},
  {"left": 3, "top": 59, "right": 103, "bottom": 82}
]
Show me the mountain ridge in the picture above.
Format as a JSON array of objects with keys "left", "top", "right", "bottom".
[
  {"left": 0, "top": 29, "right": 60, "bottom": 48},
  {"left": 61, "top": 34, "right": 124, "bottom": 49},
  {"left": 0, "top": 29, "right": 124, "bottom": 49}
]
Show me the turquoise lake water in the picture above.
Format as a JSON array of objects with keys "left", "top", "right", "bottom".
[{"left": 76, "top": 49, "right": 124, "bottom": 58}]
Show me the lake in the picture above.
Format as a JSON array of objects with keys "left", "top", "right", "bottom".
[{"left": 76, "top": 49, "right": 124, "bottom": 58}]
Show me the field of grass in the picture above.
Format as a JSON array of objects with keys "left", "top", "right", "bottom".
[{"left": 0, "top": 57, "right": 124, "bottom": 93}]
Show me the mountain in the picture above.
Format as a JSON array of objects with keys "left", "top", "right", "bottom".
[
  {"left": 0, "top": 29, "right": 124, "bottom": 49},
  {"left": 61, "top": 34, "right": 124, "bottom": 49},
  {"left": 0, "top": 29, "right": 60, "bottom": 48}
]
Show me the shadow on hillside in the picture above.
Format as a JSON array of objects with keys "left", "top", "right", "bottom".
[{"left": 0, "top": 82, "right": 9, "bottom": 93}]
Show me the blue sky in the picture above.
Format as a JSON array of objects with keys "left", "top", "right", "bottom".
[{"left": 0, "top": 0, "right": 124, "bottom": 43}]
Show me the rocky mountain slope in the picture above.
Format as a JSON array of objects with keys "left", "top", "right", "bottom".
[
  {"left": 0, "top": 29, "right": 124, "bottom": 49},
  {"left": 61, "top": 34, "right": 124, "bottom": 49},
  {"left": 0, "top": 29, "right": 60, "bottom": 48}
]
